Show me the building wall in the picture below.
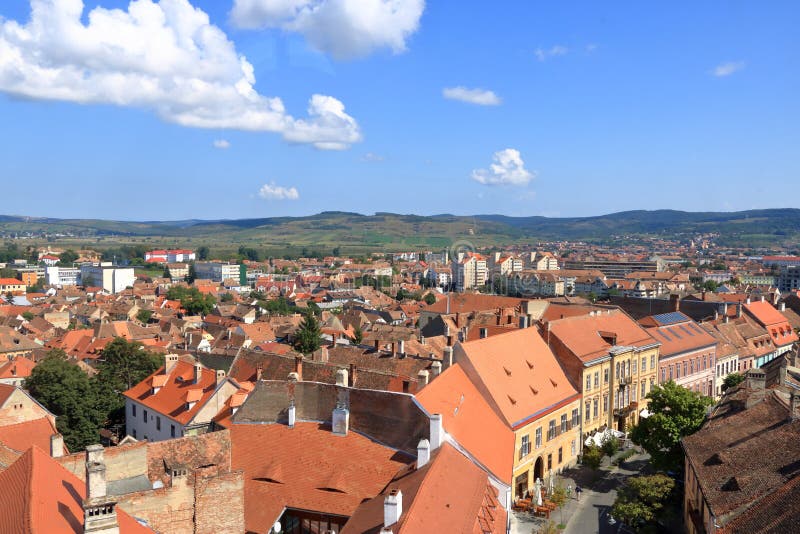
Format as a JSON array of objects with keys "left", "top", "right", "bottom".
[
  {"left": 0, "top": 387, "right": 54, "bottom": 427},
  {"left": 714, "top": 353, "right": 739, "bottom": 397},
  {"left": 125, "top": 398, "right": 184, "bottom": 442},
  {"left": 659, "top": 345, "right": 717, "bottom": 397},
  {"left": 512, "top": 397, "right": 582, "bottom": 500}
]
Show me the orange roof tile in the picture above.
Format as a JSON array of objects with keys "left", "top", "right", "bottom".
[
  {"left": 122, "top": 360, "right": 217, "bottom": 425},
  {"left": 0, "top": 446, "right": 153, "bottom": 533},
  {"left": 416, "top": 364, "right": 514, "bottom": 483},
  {"left": 0, "top": 356, "right": 37, "bottom": 380},
  {"left": 0, "top": 417, "right": 58, "bottom": 453},
  {"left": 457, "top": 327, "right": 580, "bottom": 429},
  {"left": 231, "top": 422, "right": 413, "bottom": 532},
  {"left": 546, "top": 309, "right": 657, "bottom": 363}
]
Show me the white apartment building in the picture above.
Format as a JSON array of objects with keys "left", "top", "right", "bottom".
[
  {"left": 45, "top": 266, "right": 81, "bottom": 286},
  {"left": 193, "top": 261, "right": 242, "bottom": 282},
  {"left": 80, "top": 263, "right": 135, "bottom": 293}
]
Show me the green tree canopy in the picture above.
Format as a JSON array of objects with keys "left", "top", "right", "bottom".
[
  {"left": 166, "top": 285, "right": 216, "bottom": 315},
  {"left": 630, "top": 381, "right": 713, "bottom": 472},
  {"left": 722, "top": 372, "right": 745, "bottom": 392},
  {"left": 24, "top": 350, "right": 104, "bottom": 451},
  {"left": 423, "top": 293, "right": 437, "bottom": 305},
  {"left": 294, "top": 313, "right": 322, "bottom": 354},
  {"left": 59, "top": 249, "right": 79, "bottom": 265},
  {"left": 136, "top": 309, "right": 153, "bottom": 324},
  {"left": 582, "top": 444, "right": 603, "bottom": 470},
  {"left": 197, "top": 246, "right": 210, "bottom": 260},
  {"left": 611, "top": 474, "right": 675, "bottom": 532},
  {"left": 350, "top": 325, "right": 363, "bottom": 345}
]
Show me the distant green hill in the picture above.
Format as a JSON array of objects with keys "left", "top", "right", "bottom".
[{"left": 1, "top": 209, "right": 799, "bottom": 251}]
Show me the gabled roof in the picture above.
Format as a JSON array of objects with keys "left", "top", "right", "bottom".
[
  {"left": 546, "top": 309, "right": 657, "bottom": 363},
  {"left": 231, "top": 422, "right": 413, "bottom": 533},
  {"left": 416, "top": 364, "right": 514, "bottom": 483},
  {"left": 0, "top": 446, "right": 153, "bottom": 533},
  {"left": 0, "top": 355, "right": 37, "bottom": 380},
  {"left": 0, "top": 417, "right": 59, "bottom": 453},
  {"left": 341, "top": 443, "right": 506, "bottom": 534},
  {"left": 744, "top": 301, "right": 799, "bottom": 347},
  {"left": 457, "top": 327, "right": 580, "bottom": 429},
  {"left": 122, "top": 360, "right": 217, "bottom": 425}
]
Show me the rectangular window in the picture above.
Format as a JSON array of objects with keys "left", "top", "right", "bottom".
[
  {"left": 585, "top": 401, "right": 591, "bottom": 422},
  {"left": 535, "top": 427, "right": 542, "bottom": 449},
  {"left": 132, "top": 404, "right": 136, "bottom": 417},
  {"left": 171, "top": 425, "right": 176, "bottom": 438},
  {"left": 604, "top": 368, "right": 609, "bottom": 384},
  {"left": 632, "top": 359, "right": 637, "bottom": 374},
  {"left": 571, "top": 440, "right": 576, "bottom": 457},
  {"left": 132, "top": 429, "right": 137, "bottom": 439},
  {"left": 642, "top": 357, "right": 647, "bottom": 372},
  {"left": 548, "top": 420, "right": 556, "bottom": 440},
  {"left": 684, "top": 361, "right": 688, "bottom": 376},
  {"left": 547, "top": 454, "right": 552, "bottom": 470},
  {"left": 571, "top": 408, "right": 579, "bottom": 428},
  {"left": 143, "top": 409, "right": 147, "bottom": 423},
  {"left": 632, "top": 383, "right": 637, "bottom": 401},
  {"left": 603, "top": 394, "right": 608, "bottom": 413},
  {"left": 594, "top": 372, "right": 599, "bottom": 388},
  {"left": 669, "top": 365, "right": 673, "bottom": 380},
  {"left": 561, "top": 414, "right": 567, "bottom": 433},
  {"left": 586, "top": 374, "right": 592, "bottom": 391},
  {"left": 520, "top": 435, "right": 531, "bottom": 459},
  {"left": 593, "top": 398, "right": 599, "bottom": 419},
  {"left": 651, "top": 355, "right": 656, "bottom": 369},
  {"left": 558, "top": 447, "right": 563, "bottom": 464},
  {"left": 661, "top": 368, "right": 666, "bottom": 383},
  {"left": 676, "top": 364, "right": 681, "bottom": 379},
  {"left": 156, "top": 416, "right": 161, "bottom": 431}
]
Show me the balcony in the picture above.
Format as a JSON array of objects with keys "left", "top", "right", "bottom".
[
  {"left": 618, "top": 375, "right": 632, "bottom": 386},
  {"left": 613, "top": 401, "right": 637, "bottom": 418}
]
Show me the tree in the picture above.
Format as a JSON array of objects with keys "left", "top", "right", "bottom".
[
  {"left": 24, "top": 350, "right": 104, "bottom": 451},
  {"left": 630, "top": 381, "right": 713, "bottom": 472},
  {"left": 702, "top": 280, "right": 719, "bottom": 292},
  {"left": 423, "top": 292, "right": 437, "bottom": 305},
  {"left": 535, "top": 520, "right": 561, "bottom": 534},
  {"left": 611, "top": 474, "right": 675, "bottom": 532},
  {"left": 186, "top": 263, "right": 197, "bottom": 283},
  {"left": 722, "top": 372, "right": 745, "bottom": 392},
  {"left": 197, "top": 246, "right": 210, "bottom": 260},
  {"left": 95, "top": 338, "right": 162, "bottom": 393},
  {"left": 166, "top": 285, "right": 216, "bottom": 316},
  {"left": 294, "top": 313, "right": 322, "bottom": 354},
  {"left": 582, "top": 445, "right": 603, "bottom": 471},
  {"left": 220, "top": 292, "right": 234, "bottom": 303},
  {"left": 602, "top": 435, "right": 620, "bottom": 457},
  {"left": 59, "top": 249, "right": 79, "bottom": 265},
  {"left": 550, "top": 483, "right": 569, "bottom": 527},
  {"left": 136, "top": 309, "right": 153, "bottom": 324},
  {"left": 163, "top": 266, "right": 172, "bottom": 279},
  {"left": 22, "top": 311, "right": 34, "bottom": 321},
  {"left": 350, "top": 326, "right": 363, "bottom": 345}
]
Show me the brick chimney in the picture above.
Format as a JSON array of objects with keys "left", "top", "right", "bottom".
[
  {"left": 83, "top": 444, "right": 119, "bottom": 534},
  {"left": 429, "top": 413, "right": 443, "bottom": 450},
  {"left": 256, "top": 363, "right": 263, "bottom": 381},
  {"left": 194, "top": 362, "right": 202, "bottom": 384},
  {"left": 417, "top": 439, "right": 430, "bottom": 468},
  {"left": 294, "top": 355, "right": 303, "bottom": 381},
  {"left": 670, "top": 294, "right": 680, "bottom": 312},
  {"left": 50, "top": 433, "right": 64, "bottom": 458},
  {"left": 216, "top": 369, "right": 226, "bottom": 387},
  {"left": 348, "top": 363, "right": 357, "bottom": 387},
  {"left": 384, "top": 489, "right": 403, "bottom": 528}
]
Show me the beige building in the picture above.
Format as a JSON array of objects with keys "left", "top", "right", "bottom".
[{"left": 545, "top": 309, "right": 661, "bottom": 437}]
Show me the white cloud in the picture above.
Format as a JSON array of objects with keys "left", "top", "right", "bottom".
[
  {"left": 362, "top": 152, "right": 384, "bottom": 162},
  {"left": 471, "top": 149, "right": 535, "bottom": 187},
  {"left": 535, "top": 45, "right": 568, "bottom": 61},
  {"left": 712, "top": 61, "right": 745, "bottom": 77},
  {"left": 229, "top": 0, "right": 425, "bottom": 60},
  {"left": 213, "top": 139, "right": 231, "bottom": 149},
  {"left": 0, "top": 0, "right": 361, "bottom": 149},
  {"left": 442, "top": 86, "right": 501, "bottom": 106},
  {"left": 258, "top": 182, "right": 300, "bottom": 200}
]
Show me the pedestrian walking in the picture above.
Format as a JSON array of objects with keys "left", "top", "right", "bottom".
[{"left": 575, "top": 485, "right": 582, "bottom": 502}]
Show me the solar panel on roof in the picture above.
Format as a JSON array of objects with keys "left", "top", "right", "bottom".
[
  {"left": 659, "top": 329, "right": 672, "bottom": 341},
  {"left": 678, "top": 324, "right": 695, "bottom": 336},
  {"left": 651, "top": 311, "right": 689, "bottom": 325},
  {"left": 670, "top": 327, "right": 683, "bottom": 339}
]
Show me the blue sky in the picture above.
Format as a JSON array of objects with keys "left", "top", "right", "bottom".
[{"left": 0, "top": 1, "right": 798, "bottom": 220}]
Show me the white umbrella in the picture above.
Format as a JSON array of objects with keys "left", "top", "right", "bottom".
[
  {"left": 548, "top": 472, "right": 554, "bottom": 495},
  {"left": 534, "top": 478, "right": 543, "bottom": 506}
]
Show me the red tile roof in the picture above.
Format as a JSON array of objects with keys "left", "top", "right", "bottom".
[
  {"left": 416, "top": 363, "right": 514, "bottom": 483},
  {"left": 0, "top": 355, "right": 37, "bottom": 380},
  {"left": 744, "top": 301, "right": 799, "bottom": 347},
  {"left": 0, "top": 417, "right": 58, "bottom": 453},
  {"left": 457, "top": 327, "right": 580, "bottom": 429},
  {"left": 231, "top": 422, "right": 413, "bottom": 533},
  {"left": 122, "top": 360, "right": 217, "bottom": 425},
  {"left": 0, "top": 446, "right": 153, "bottom": 533}
]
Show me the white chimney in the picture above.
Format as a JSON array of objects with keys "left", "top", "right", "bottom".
[
  {"left": 397, "top": 339, "right": 405, "bottom": 357},
  {"left": 418, "top": 369, "right": 429, "bottom": 386},
  {"left": 50, "top": 433, "right": 64, "bottom": 458},
  {"left": 335, "top": 368, "right": 348, "bottom": 387},
  {"left": 761, "top": 295, "right": 765, "bottom": 302},
  {"left": 216, "top": 369, "right": 226, "bottom": 386},
  {"left": 288, "top": 402, "right": 296, "bottom": 428},
  {"left": 194, "top": 362, "right": 202, "bottom": 384},
  {"left": 781, "top": 302, "right": 786, "bottom": 312},
  {"left": 164, "top": 354, "right": 179, "bottom": 374},
  {"left": 332, "top": 398, "right": 349, "bottom": 436},
  {"left": 443, "top": 346, "right": 454, "bottom": 369},
  {"left": 85, "top": 445, "right": 106, "bottom": 499},
  {"left": 430, "top": 413, "right": 443, "bottom": 450},
  {"left": 431, "top": 361, "right": 442, "bottom": 377},
  {"left": 417, "top": 439, "right": 430, "bottom": 468},
  {"left": 384, "top": 489, "right": 403, "bottom": 528}
]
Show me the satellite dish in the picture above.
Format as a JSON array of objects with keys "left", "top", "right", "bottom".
[{"left": 272, "top": 521, "right": 282, "bottom": 533}]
